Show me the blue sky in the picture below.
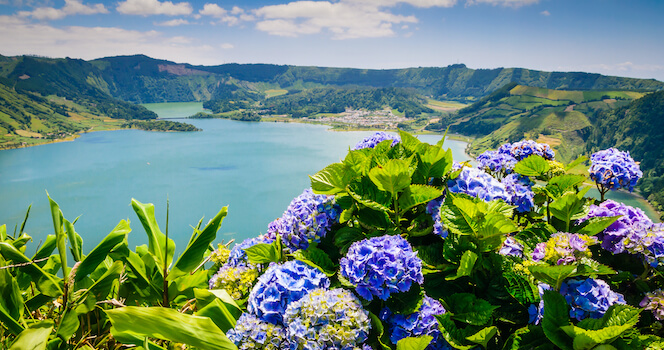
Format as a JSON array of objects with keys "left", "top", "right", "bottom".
[{"left": 1, "top": 0, "right": 663, "bottom": 81}]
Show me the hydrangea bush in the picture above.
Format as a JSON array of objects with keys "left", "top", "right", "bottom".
[{"left": 217, "top": 132, "right": 664, "bottom": 350}]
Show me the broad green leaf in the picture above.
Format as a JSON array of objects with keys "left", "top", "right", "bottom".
[
  {"left": 562, "top": 324, "right": 632, "bottom": 350},
  {"left": 170, "top": 206, "right": 228, "bottom": 279},
  {"left": 32, "top": 235, "right": 57, "bottom": 262},
  {"left": 77, "top": 261, "right": 123, "bottom": 302},
  {"left": 398, "top": 185, "right": 442, "bottom": 213},
  {"left": 0, "top": 224, "right": 5, "bottom": 241},
  {"left": 369, "top": 312, "right": 391, "bottom": 350},
  {"left": 131, "top": 199, "right": 175, "bottom": 272},
  {"left": 448, "top": 293, "right": 498, "bottom": 326},
  {"left": 348, "top": 187, "right": 393, "bottom": 214},
  {"left": 75, "top": 220, "right": 130, "bottom": 282},
  {"left": 577, "top": 304, "right": 641, "bottom": 331},
  {"left": 574, "top": 259, "right": 616, "bottom": 278},
  {"left": 194, "top": 288, "right": 242, "bottom": 317},
  {"left": 528, "top": 264, "right": 577, "bottom": 288},
  {"left": 574, "top": 216, "right": 621, "bottom": 236},
  {"left": 0, "top": 266, "right": 24, "bottom": 325},
  {"left": 386, "top": 284, "right": 424, "bottom": 315},
  {"left": 565, "top": 155, "right": 588, "bottom": 172},
  {"left": 0, "top": 242, "right": 63, "bottom": 297},
  {"left": 106, "top": 306, "right": 237, "bottom": 350},
  {"left": 547, "top": 174, "right": 587, "bottom": 198},
  {"left": 333, "top": 227, "right": 365, "bottom": 254},
  {"left": 292, "top": 246, "right": 336, "bottom": 276},
  {"left": 541, "top": 290, "right": 573, "bottom": 350},
  {"left": 398, "top": 130, "right": 422, "bottom": 152},
  {"left": 244, "top": 240, "right": 282, "bottom": 264},
  {"left": 503, "top": 270, "right": 539, "bottom": 305},
  {"left": 514, "top": 155, "right": 550, "bottom": 177},
  {"left": 505, "top": 325, "right": 555, "bottom": 350},
  {"left": 466, "top": 326, "right": 497, "bottom": 348},
  {"left": 435, "top": 313, "right": 475, "bottom": 350},
  {"left": 447, "top": 251, "right": 477, "bottom": 281},
  {"left": 368, "top": 159, "right": 412, "bottom": 197},
  {"left": 9, "top": 320, "right": 53, "bottom": 350},
  {"left": 343, "top": 150, "right": 372, "bottom": 176},
  {"left": 440, "top": 195, "right": 479, "bottom": 236},
  {"left": 310, "top": 162, "right": 353, "bottom": 194},
  {"left": 56, "top": 309, "right": 80, "bottom": 341},
  {"left": 0, "top": 305, "right": 24, "bottom": 335},
  {"left": 47, "top": 193, "right": 68, "bottom": 281},
  {"left": 110, "top": 327, "right": 166, "bottom": 350},
  {"left": 550, "top": 190, "right": 589, "bottom": 231},
  {"left": 396, "top": 336, "right": 433, "bottom": 350},
  {"left": 64, "top": 218, "right": 82, "bottom": 262}
]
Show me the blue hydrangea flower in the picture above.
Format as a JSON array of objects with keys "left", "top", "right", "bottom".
[
  {"left": 340, "top": 235, "right": 424, "bottom": 301},
  {"left": 426, "top": 196, "right": 447, "bottom": 238},
  {"left": 283, "top": 288, "right": 371, "bottom": 350},
  {"left": 623, "top": 223, "right": 664, "bottom": 267},
  {"left": 581, "top": 200, "right": 653, "bottom": 254},
  {"left": 499, "top": 237, "right": 524, "bottom": 258},
  {"left": 560, "top": 278, "right": 626, "bottom": 321},
  {"left": 589, "top": 148, "right": 642, "bottom": 192},
  {"left": 227, "top": 313, "right": 289, "bottom": 350},
  {"left": 499, "top": 140, "right": 555, "bottom": 161},
  {"left": 352, "top": 132, "right": 400, "bottom": 150},
  {"left": 476, "top": 150, "right": 517, "bottom": 175},
  {"left": 227, "top": 235, "right": 275, "bottom": 267},
  {"left": 501, "top": 174, "right": 534, "bottom": 213},
  {"left": 267, "top": 189, "right": 341, "bottom": 252},
  {"left": 527, "top": 283, "right": 551, "bottom": 325},
  {"left": 640, "top": 289, "right": 664, "bottom": 321},
  {"left": 447, "top": 167, "right": 509, "bottom": 202},
  {"left": 248, "top": 260, "right": 330, "bottom": 325},
  {"left": 380, "top": 296, "right": 452, "bottom": 350}
]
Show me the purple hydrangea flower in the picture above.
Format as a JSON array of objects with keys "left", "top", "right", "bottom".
[
  {"left": 476, "top": 150, "right": 517, "bottom": 175},
  {"left": 352, "top": 132, "right": 400, "bottom": 150},
  {"left": 589, "top": 148, "right": 642, "bottom": 192},
  {"left": 624, "top": 223, "right": 664, "bottom": 267},
  {"left": 560, "top": 278, "right": 626, "bottom": 321},
  {"left": 426, "top": 196, "right": 447, "bottom": 238},
  {"left": 284, "top": 288, "right": 371, "bottom": 349},
  {"left": 501, "top": 174, "right": 535, "bottom": 213},
  {"left": 532, "top": 242, "right": 546, "bottom": 261},
  {"left": 528, "top": 283, "right": 551, "bottom": 325},
  {"left": 531, "top": 232, "right": 598, "bottom": 265},
  {"left": 499, "top": 237, "right": 524, "bottom": 258},
  {"left": 340, "top": 235, "right": 424, "bottom": 301},
  {"left": 499, "top": 140, "right": 555, "bottom": 161},
  {"left": 380, "top": 296, "right": 452, "bottom": 350},
  {"left": 247, "top": 260, "right": 330, "bottom": 325},
  {"left": 581, "top": 200, "right": 653, "bottom": 254},
  {"left": 447, "top": 167, "right": 509, "bottom": 202},
  {"left": 226, "top": 313, "right": 289, "bottom": 350},
  {"left": 267, "top": 189, "right": 341, "bottom": 252},
  {"left": 640, "top": 289, "right": 664, "bottom": 321}
]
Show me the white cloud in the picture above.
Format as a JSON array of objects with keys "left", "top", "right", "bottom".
[
  {"left": 18, "top": 0, "right": 108, "bottom": 20},
  {"left": 199, "top": 3, "right": 247, "bottom": 25},
  {"left": 154, "top": 18, "right": 189, "bottom": 26},
  {"left": 465, "top": 0, "right": 539, "bottom": 8},
  {"left": 220, "top": 43, "right": 234, "bottom": 49},
  {"left": 540, "top": 10, "right": 550, "bottom": 16},
  {"left": 343, "top": 0, "right": 457, "bottom": 7},
  {"left": 0, "top": 15, "right": 223, "bottom": 65},
  {"left": 116, "top": 0, "right": 192, "bottom": 16},
  {"left": 253, "top": 1, "right": 418, "bottom": 39}
]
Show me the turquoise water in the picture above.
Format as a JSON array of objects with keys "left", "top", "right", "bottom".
[{"left": 0, "top": 102, "right": 470, "bottom": 251}]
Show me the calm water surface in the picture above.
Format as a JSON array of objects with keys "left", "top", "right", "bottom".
[{"left": 0, "top": 102, "right": 471, "bottom": 251}]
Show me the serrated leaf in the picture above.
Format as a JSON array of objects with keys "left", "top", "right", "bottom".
[
  {"left": 528, "top": 264, "right": 577, "bottom": 288},
  {"left": 440, "top": 195, "right": 479, "bottom": 236},
  {"left": 574, "top": 216, "right": 621, "bottom": 236},
  {"left": 577, "top": 304, "right": 641, "bottom": 331},
  {"left": 344, "top": 150, "right": 373, "bottom": 176},
  {"left": 448, "top": 293, "right": 498, "bottom": 326},
  {"left": 397, "top": 336, "right": 433, "bottom": 350},
  {"left": 562, "top": 325, "right": 632, "bottom": 350},
  {"left": 514, "top": 155, "right": 550, "bottom": 177},
  {"left": 368, "top": 159, "right": 412, "bottom": 197},
  {"left": 505, "top": 325, "right": 555, "bottom": 350},
  {"left": 398, "top": 130, "right": 422, "bottom": 152},
  {"left": 565, "top": 155, "right": 588, "bottom": 171},
  {"left": 547, "top": 175, "right": 587, "bottom": 198},
  {"left": 503, "top": 270, "right": 539, "bottom": 305},
  {"left": 447, "top": 250, "right": 477, "bottom": 281},
  {"left": 541, "top": 290, "right": 573, "bottom": 350},
  {"left": 435, "top": 313, "right": 475, "bottom": 350},
  {"left": 398, "top": 185, "right": 442, "bottom": 213},
  {"left": 310, "top": 162, "right": 353, "bottom": 194},
  {"left": 550, "top": 191, "right": 588, "bottom": 231},
  {"left": 292, "top": 246, "right": 336, "bottom": 276},
  {"left": 465, "top": 326, "right": 497, "bottom": 348},
  {"left": 244, "top": 241, "right": 281, "bottom": 264}
]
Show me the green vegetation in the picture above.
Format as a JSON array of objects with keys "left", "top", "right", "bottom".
[
  {"left": 122, "top": 120, "right": 201, "bottom": 132},
  {"left": 190, "top": 111, "right": 261, "bottom": 122}
]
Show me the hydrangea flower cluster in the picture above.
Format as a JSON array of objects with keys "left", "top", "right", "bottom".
[
  {"left": 499, "top": 237, "right": 524, "bottom": 258},
  {"left": 267, "top": 189, "right": 341, "bottom": 252},
  {"left": 352, "top": 132, "right": 400, "bottom": 150},
  {"left": 380, "top": 296, "right": 451, "bottom": 350},
  {"left": 227, "top": 313, "right": 289, "bottom": 350},
  {"left": 447, "top": 167, "right": 509, "bottom": 202},
  {"left": 501, "top": 174, "right": 535, "bottom": 213},
  {"left": 209, "top": 244, "right": 231, "bottom": 266},
  {"left": 476, "top": 150, "right": 517, "bottom": 175},
  {"left": 532, "top": 232, "right": 597, "bottom": 265},
  {"left": 340, "top": 235, "right": 424, "bottom": 301},
  {"left": 527, "top": 283, "right": 551, "bottom": 325},
  {"left": 248, "top": 260, "right": 330, "bottom": 325},
  {"left": 589, "top": 148, "right": 642, "bottom": 192},
  {"left": 499, "top": 140, "right": 555, "bottom": 161},
  {"left": 640, "top": 289, "right": 664, "bottom": 321},
  {"left": 581, "top": 200, "right": 653, "bottom": 254},
  {"left": 560, "top": 278, "right": 626, "bottom": 320},
  {"left": 283, "top": 288, "right": 371, "bottom": 350},
  {"left": 623, "top": 223, "right": 664, "bottom": 267},
  {"left": 227, "top": 235, "right": 275, "bottom": 267},
  {"left": 426, "top": 196, "right": 447, "bottom": 238},
  {"left": 209, "top": 264, "right": 260, "bottom": 299}
]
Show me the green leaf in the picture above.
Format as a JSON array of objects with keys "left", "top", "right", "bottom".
[
  {"left": 195, "top": 289, "right": 242, "bottom": 333},
  {"left": 440, "top": 195, "right": 479, "bottom": 236},
  {"left": 528, "top": 264, "right": 577, "bottom": 288},
  {"left": 75, "top": 220, "right": 130, "bottom": 282},
  {"left": 447, "top": 250, "right": 477, "bottom": 281},
  {"left": 368, "top": 159, "right": 412, "bottom": 197},
  {"left": 194, "top": 288, "right": 242, "bottom": 315},
  {"left": 398, "top": 130, "right": 422, "bottom": 152},
  {"left": 465, "top": 326, "right": 497, "bottom": 348},
  {"left": 549, "top": 191, "right": 589, "bottom": 231},
  {"left": 541, "top": 290, "right": 573, "bottom": 350},
  {"left": 310, "top": 162, "right": 353, "bottom": 194},
  {"left": 64, "top": 218, "right": 82, "bottom": 262},
  {"left": 343, "top": 150, "right": 372, "bottom": 176},
  {"left": 514, "top": 155, "right": 551, "bottom": 177},
  {"left": 0, "top": 266, "right": 24, "bottom": 326},
  {"left": 396, "top": 336, "right": 433, "bottom": 350},
  {"left": 170, "top": 206, "right": 228, "bottom": 279},
  {"left": 110, "top": 327, "right": 166, "bottom": 350},
  {"left": 55, "top": 309, "right": 80, "bottom": 341},
  {"left": 504, "top": 326, "right": 555, "bottom": 350},
  {"left": 565, "top": 155, "right": 588, "bottom": 172},
  {"left": 435, "top": 313, "right": 475, "bottom": 350},
  {"left": 503, "top": 270, "right": 539, "bottom": 305},
  {"left": 547, "top": 175, "right": 587, "bottom": 198},
  {"left": 333, "top": 227, "right": 365, "bottom": 254},
  {"left": 105, "top": 306, "right": 237, "bottom": 350},
  {"left": 448, "top": 293, "right": 498, "bottom": 326},
  {"left": 47, "top": 193, "right": 68, "bottom": 281},
  {"left": 0, "top": 242, "right": 63, "bottom": 297},
  {"left": 244, "top": 241, "right": 282, "bottom": 264},
  {"left": 9, "top": 320, "right": 53, "bottom": 350},
  {"left": 562, "top": 324, "right": 632, "bottom": 350},
  {"left": 131, "top": 199, "right": 176, "bottom": 272},
  {"left": 398, "top": 185, "right": 442, "bottom": 213},
  {"left": 292, "top": 246, "right": 336, "bottom": 276},
  {"left": 32, "top": 235, "right": 57, "bottom": 262},
  {"left": 574, "top": 216, "right": 621, "bottom": 236},
  {"left": 577, "top": 304, "right": 641, "bottom": 331},
  {"left": 386, "top": 284, "right": 424, "bottom": 315},
  {"left": 370, "top": 312, "right": 391, "bottom": 350}
]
